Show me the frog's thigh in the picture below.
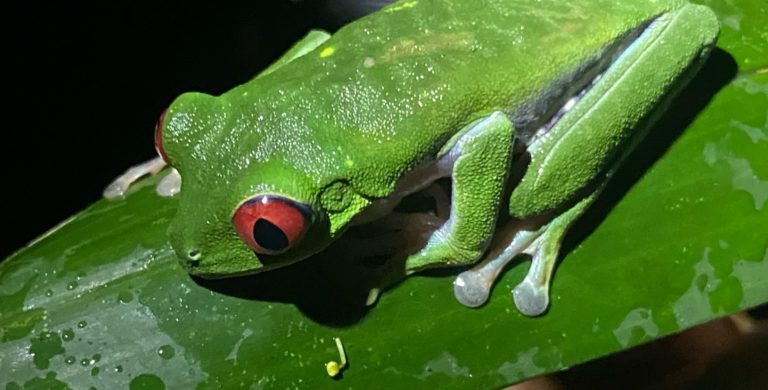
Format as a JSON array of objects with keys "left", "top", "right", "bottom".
[
  {"left": 405, "top": 112, "right": 514, "bottom": 272},
  {"left": 509, "top": 4, "right": 718, "bottom": 217}
]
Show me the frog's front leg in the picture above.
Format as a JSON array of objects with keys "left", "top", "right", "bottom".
[
  {"left": 103, "top": 157, "right": 176, "bottom": 199},
  {"left": 103, "top": 30, "right": 331, "bottom": 201},
  {"left": 404, "top": 112, "right": 515, "bottom": 272}
]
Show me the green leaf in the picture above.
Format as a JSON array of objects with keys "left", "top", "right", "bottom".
[{"left": 1, "top": 1, "right": 766, "bottom": 388}]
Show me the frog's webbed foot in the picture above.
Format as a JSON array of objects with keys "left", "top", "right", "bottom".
[
  {"left": 455, "top": 192, "right": 599, "bottom": 316},
  {"left": 103, "top": 156, "right": 180, "bottom": 199},
  {"left": 510, "top": 235, "right": 552, "bottom": 316},
  {"left": 453, "top": 228, "right": 542, "bottom": 309}
]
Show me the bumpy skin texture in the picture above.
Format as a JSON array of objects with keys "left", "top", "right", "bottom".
[
  {"left": 159, "top": 0, "right": 716, "bottom": 277},
  {"left": 405, "top": 112, "right": 515, "bottom": 271},
  {"left": 509, "top": 3, "right": 720, "bottom": 217}
]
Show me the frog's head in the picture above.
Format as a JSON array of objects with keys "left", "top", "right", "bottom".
[{"left": 156, "top": 92, "right": 370, "bottom": 277}]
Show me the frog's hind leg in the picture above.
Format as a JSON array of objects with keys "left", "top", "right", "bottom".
[
  {"left": 455, "top": 190, "right": 599, "bottom": 316},
  {"left": 103, "top": 156, "right": 178, "bottom": 199}
]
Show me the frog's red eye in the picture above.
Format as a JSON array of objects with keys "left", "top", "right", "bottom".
[
  {"left": 232, "top": 195, "right": 312, "bottom": 255},
  {"left": 154, "top": 109, "right": 169, "bottom": 163}
]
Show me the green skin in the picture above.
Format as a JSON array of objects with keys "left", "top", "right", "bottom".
[{"left": 148, "top": 0, "right": 718, "bottom": 314}]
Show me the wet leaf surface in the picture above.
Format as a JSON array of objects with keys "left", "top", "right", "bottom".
[{"left": 1, "top": 1, "right": 766, "bottom": 388}]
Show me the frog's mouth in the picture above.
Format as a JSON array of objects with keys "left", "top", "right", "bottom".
[{"left": 512, "top": 17, "right": 659, "bottom": 146}]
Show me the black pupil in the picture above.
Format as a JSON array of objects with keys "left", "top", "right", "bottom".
[{"left": 253, "top": 219, "right": 289, "bottom": 252}]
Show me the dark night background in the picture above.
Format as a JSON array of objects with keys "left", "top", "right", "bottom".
[{"left": 2, "top": 1, "right": 392, "bottom": 259}]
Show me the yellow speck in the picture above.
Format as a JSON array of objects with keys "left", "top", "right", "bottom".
[
  {"left": 320, "top": 46, "right": 335, "bottom": 58},
  {"left": 386, "top": 0, "right": 418, "bottom": 12},
  {"left": 345, "top": 159, "right": 354, "bottom": 167},
  {"left": 325, "top": 361, "right": 340, "bottom": 377},
  {"left": 325, "top": 337, "right": 347, "bottom": 378}
]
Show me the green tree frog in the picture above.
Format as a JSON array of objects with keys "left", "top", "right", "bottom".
[{"left": 105, "top": 0, "right": 718, "bottom": 316}]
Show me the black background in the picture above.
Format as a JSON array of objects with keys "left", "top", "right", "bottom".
[{"left": 2, "top": 1, "right": 391, "bottom": 259}]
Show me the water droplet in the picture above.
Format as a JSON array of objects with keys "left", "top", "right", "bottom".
[
  {"left": 65, "top": 356, "right": 76, "bottom": 365},
  {"left": 81, "top": 358, "right": 91, "bottom": 366},
  {"left": 157, "top": 344, "right": 175, "bottom": 360},
  {"left": 45, "top": 289, "right": 54, "bottom": 297},
  {"left": 67, "top": 281, "right": 78, "bottom": 290},
  {"left": 114, "top": 365, "right": 124, "bottom": 373},
  {"left": 29, "top": 331, "right": 65, "bottom": 369},
  {"left": 78, "top": 320, "right": 88, "bottom": 329},
  {"left": 61, "top": 328, "right": 75, "bottom": 342},
  {"left": 118, "top": 290, "right": 134, "bottom": 303},
  {"left": 695, "top": 274, "right": 709, "bottom": 291},
  {"left": 5, "top": 382, "right": 21, "bottom": 390},
  {"left": 129, "top": 373, "right": 166, "bottom": 390}
]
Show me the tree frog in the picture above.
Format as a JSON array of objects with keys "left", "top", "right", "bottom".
[{"left": 105, "top": 0, "right": 718, "bottom": 316}]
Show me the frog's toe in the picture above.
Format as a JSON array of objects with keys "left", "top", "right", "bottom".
[
  {"left": 103, "top": 156, "right": 167, "bottom": 200},
  {"left": 103, "top": 179, "right": 128, "bottom": 199},
  {"left": 512, "top": 279, "right": 549, "bottom": 316},
  {"left": 365, "top": 288, "right": 381, "bottom": 307},
  {"left": 156, "top": 168, "right": 182, "bottom": 197},
  {"left": 453, "top": 270, "right": 492, "bottom": 307},
  {"left": 452, "top": 228, "right": 543, "bottom": 308}
]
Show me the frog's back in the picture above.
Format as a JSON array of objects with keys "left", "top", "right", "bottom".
[{"left": 224, "top": 0, "right": 685, "bottom": 196}]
